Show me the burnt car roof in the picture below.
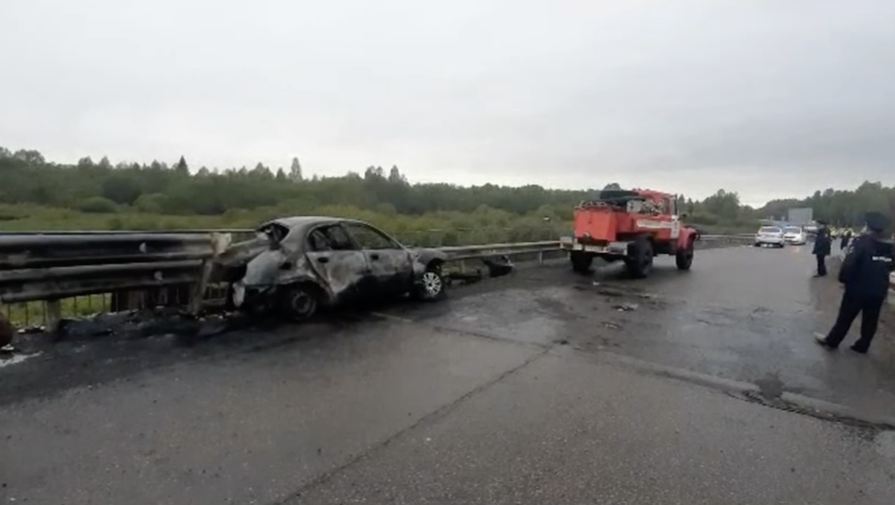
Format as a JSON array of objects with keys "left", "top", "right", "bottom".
[
  {"left": 259, "top": 216, "right": 343, "bottom": 230},
  {"left": 257, "top": 216, "right": 392, "bottom": 236}
]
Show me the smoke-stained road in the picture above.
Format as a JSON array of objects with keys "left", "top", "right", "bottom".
[{"left": 2, "top": 245, "right": 895, "bottom": 504}]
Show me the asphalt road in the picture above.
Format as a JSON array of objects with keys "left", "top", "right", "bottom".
[{"left": 2, "top": 244, "right": 895, "bottom": 504}]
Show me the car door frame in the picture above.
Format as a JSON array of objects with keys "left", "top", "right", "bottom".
[
  {"left": 302, "top": 222, "right": 372, "bottom": 304},
  {"left": 340, "top": 221, "right": 415, "bottom": 297}
]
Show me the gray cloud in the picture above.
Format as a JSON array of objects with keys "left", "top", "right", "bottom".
[{"left": 1, "top": 0, "right": 893, "bottom": 206}]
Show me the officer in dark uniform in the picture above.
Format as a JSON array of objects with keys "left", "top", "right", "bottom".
[
  {"left": 815, "top": 212, "right": 894, "bottom": 353},
  {"left": 812, "top": 220, "right": 832, "bottom": 276}
]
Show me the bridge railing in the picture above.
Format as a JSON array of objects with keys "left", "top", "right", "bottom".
[{"left": 0, "top": 230, "right": 754, "bottom": 329}]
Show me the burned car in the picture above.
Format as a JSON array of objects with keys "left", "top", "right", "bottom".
[{"left": 216, "top": 216, "right": 449, "bottom": 321}]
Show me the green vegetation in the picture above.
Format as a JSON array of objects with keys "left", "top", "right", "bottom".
[
  {"left": 1, "top": 146, "right": 893, "bottom": 242},
  {"left": 760, "top": 182, "right": 895, "bottom": 230},
  {"left": 2, "top": 294, "right": 111, "bottom": 329}
]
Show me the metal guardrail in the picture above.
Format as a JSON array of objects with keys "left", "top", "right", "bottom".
[
  {"left": 0, "top": 233, "right": 225, "bottom": 303},
  {"left": 0, "top": 232, "right": 755, "bottom": 328}
]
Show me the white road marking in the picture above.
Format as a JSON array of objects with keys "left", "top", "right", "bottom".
[
  {"left": 0, "top": 352, "right": 42, "bottom": 369},
  {"left": 370, "top": 312, "right": 414, "bottom": 323}
]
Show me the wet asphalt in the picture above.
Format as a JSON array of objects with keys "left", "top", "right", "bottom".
[{"left": 2, "top": 244, "right": 895, "bottom": 504}]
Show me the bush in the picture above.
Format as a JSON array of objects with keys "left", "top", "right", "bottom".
[
  {"left": 77, "top": 197, "right": 118, "bottom": 214},
  {"left": 134, "top": 193, "right": 168, "bottom": 214}
]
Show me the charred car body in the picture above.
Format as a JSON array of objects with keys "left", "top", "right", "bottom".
[{"left": 215, "top": 216, "right": 448, "bottom": 321}]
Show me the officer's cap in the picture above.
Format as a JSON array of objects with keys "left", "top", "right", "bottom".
[{"left": 864, "top": 211, "right": 888, "bottom": 232}]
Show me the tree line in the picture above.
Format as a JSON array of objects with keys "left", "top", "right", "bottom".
[
  {"left": 1, "top": 147, "right": 893, "bottom": 240},
  {"left": 0, "top": 147, "right": 590, "bottom": 217}
]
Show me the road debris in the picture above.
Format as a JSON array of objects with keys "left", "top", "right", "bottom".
[
  {"left": 613, "top": 303, "right": 639, "bottom": 312},
  {"left": 45, "top": 308, "right": 239, "bottom": 344},
  {"left": 447, "top": 271, "right": 485, "bottom": 285},
  {"left": 598, "top": 287, "right": 627, "bottom": 297},
  {"left": 482, "top": 255, "right": 514, "bottom": 278}
]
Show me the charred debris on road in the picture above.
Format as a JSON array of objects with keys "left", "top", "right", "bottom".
[{"left": 1, "top": 263, "right": 517, "bottom": 354}]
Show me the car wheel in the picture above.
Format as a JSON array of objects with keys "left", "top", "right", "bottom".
[
  {"left": 415, "top": 263, "right": 446, "bottom": 301},
  {"left": 280, "top": 283, "right": 320, "bottom": 322}
]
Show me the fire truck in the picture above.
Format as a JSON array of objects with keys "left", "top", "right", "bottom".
[{"left": 559, "top": 188, "right": 698, "bottom": 278}]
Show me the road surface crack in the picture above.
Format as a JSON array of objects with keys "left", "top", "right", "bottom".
[
  {"left": 728, "top": 390, "right": 895, "bottom": 431},
  {"left": 270, "top": 347, "right": 551, "bottom": 505}
]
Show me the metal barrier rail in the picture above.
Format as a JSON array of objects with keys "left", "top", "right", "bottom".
[
  {"left": 0, "top": 232, "right": 755, "bottom": 328},
  {"left": 0, "top": 233, "right": 224, "bottom": 303}
]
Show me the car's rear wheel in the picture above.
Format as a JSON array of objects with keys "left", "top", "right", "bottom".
[{"left": 280, "top": 283, "right": 320, "bottom": 322}]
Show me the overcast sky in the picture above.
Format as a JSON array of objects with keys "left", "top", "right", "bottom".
[{"left": 2, "top": 0, "right": 894, "bottom": 206}]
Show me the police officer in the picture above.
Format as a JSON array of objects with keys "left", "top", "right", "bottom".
[
  {"left": 815, "top": 212, "right": 894, "bottom": 354},
  {"left": 812, "top": 220, "right": 832, "bottom": 276}
]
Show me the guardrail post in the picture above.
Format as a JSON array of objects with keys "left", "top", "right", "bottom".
[
  {"left": 46, "top": 299, "right": 62, "bottom": 334},
  {"left": 189, "top": 233, "right": 231, "bottom": 315}
]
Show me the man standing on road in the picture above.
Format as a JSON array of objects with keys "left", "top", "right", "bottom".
[
  {"left": 815, "top": 212, "right": 894, "bottom": 354},
  {"left": 840, "top": 228, "right": 853, "bottom": 251},
  {"left": 813, "top": 221, "right": 832, "bottom": 277}
]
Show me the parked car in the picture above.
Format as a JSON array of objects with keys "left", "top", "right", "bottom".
[
  {"left": 754, "top": 226, "right": 786, "bottom": 248},
  {"left": 782, "top": 226, "right": 807, "bottom": 245},
  {"left": 216, "top": 216, "right": 449, "bottom": 321}
]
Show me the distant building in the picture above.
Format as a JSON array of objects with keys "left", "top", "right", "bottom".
[{"left": 787, "top": 207, "right": 814, "bottom": 226}]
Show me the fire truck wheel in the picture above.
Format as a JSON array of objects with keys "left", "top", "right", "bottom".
[
  {"left": 570, "top": 251, "right": 593, "bottom": 273},
  {"left": 625, "top": 236, "right": 653, "bottom": 278},
  {"left": 676, "top": 240, "right": 694, "bottom": 270}
]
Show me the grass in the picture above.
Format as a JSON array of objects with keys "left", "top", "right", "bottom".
[{"left": 2, "top": 294, "right": 112, "bottom": 328}]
